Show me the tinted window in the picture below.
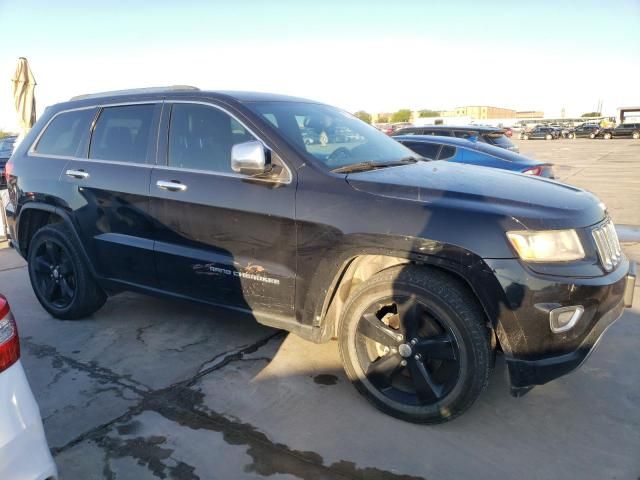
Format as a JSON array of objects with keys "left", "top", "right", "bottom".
[
  {"left": 454, "top": 130, "right": 477, "bottom": 139},
  {"left": 423, "top": 129, "right": 451, "bottom": 137},
  {"left": 402, "top": 142, "right": 440, "bottom": 159},
  {"left": 89, "top": 104, "right": 155, "bottom": 163},
  {"left": 35, "top": 109, "right": 96, "bottom": 157},
  {"left": 438, "top": 146, "right": 456, "bottom": 160},
  {"left": 168, "top": 103, "right": 256, "bottom": 173},
  {"left": 486, "top": 133, "right": 515, "bottom": 148}
]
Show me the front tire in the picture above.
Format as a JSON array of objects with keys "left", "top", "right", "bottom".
[
  {"left": 338, "top": 266, "right": 490, "bottom": 424},
  {"left": 545, "top": 134, "right": 553, "bottom": 140},
  {"left": 523, "top": 134, "right": 529, "bottom": 140},
  {"left": 633, "top": 131, "right": 640, "bottom": 139},
  {"left": 589, "top": 133, "right": 596, "bottom": 139},
  {"left": 603, "top": 132, "right": 612, "bottom": 139},
  {"left": 27, "top": 223, "right": 106, "bottom": 319},
  {"left": 568, "top": 133, "right": 575, "bottom": 139}
]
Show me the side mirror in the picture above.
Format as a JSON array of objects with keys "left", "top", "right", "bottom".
[{"left": 231, "top": 140, "right": 270, "bottom": 176}]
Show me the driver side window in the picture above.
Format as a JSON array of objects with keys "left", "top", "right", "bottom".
[{"left": 168, "top": 103, "right": 256, "bottom": 173}]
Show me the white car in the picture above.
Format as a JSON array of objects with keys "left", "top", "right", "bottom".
[{"left": 0, "top": 295, "right": 58, "bottom": 480}]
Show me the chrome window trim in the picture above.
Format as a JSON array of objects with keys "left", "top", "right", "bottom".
[{"left": 28, "top": 99, "right": 292, "bottom": 185}]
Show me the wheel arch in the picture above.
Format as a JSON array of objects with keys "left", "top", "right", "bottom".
[
  {"left": 314, "top": 251, "right": 498, "bottom": 353},
  {"left": 16, "top": 203, "right": 98, "bottom": 277}
]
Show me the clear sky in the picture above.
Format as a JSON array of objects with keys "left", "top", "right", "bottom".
[{"left": 1, "top": 0, "right": 639, "bottom": 129}]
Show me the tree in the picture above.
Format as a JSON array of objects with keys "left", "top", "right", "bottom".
[
  {"left": 391, "top": 109, "right": 412, "bottom": 123},
  {"left": 419, "top": 109, "right": 440, "bottom": 118},
  {"left": 581, "top": 112, "right": 602, "bottom": 117},
  {"left": 377, "top": 115, "right": 389, "bottom": 123},
  {"left": 354, "top": 111, "right": 372, "bottom": 124}
]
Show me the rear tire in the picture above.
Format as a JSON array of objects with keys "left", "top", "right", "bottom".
[
  {"left": 27, "top": 223, "right": 106, "bottom": 319},
  {"left": 589, "top": 133, "right": 596, "bottom": 139},
  {"left": 338, "top": 265, "right": 490, "bottom": 424},
  {"left": 603, "top": 132, "right": 612, "bottom": 140},
  {"left": 545, "top": 134, "right": 552, "bottom": 140},
  {"left": 568, "top": 133, "right": 575, "bottom": 139},
  {"left": 633, "top": 131, "right": 639, "bottom": 140},
  {"left": 523, "top": 134, "right": 529, "bottom": 140}
]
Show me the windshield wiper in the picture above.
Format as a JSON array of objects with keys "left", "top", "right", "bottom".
[{"left": 331, "top": 157, "right": 418, "bottom": 174}]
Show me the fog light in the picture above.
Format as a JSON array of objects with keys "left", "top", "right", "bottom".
[{"left": 549, "top": 305, "right": 584, "bottom": 333}]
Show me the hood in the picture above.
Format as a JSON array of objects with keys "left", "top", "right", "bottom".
[{"left": 346, "top": 161, "right": 605, "bottom": 230}]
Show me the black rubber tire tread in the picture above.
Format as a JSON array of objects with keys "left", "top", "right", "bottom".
[
  {"left": 27, "top": 223, "right": 106, "bottom": 319},
  {"left": 338, "top": 265, "right": 491, "bottom": 424}
]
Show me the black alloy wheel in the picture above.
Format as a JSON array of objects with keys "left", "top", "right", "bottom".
[
  {"left": 339, "top": 266, "right": 490, "bottom": 423},
  {"left": 27, "top": 223, "right": 106, "bottom": 319},
  {"left": 32, "top": 239, "right": 77, "bottom": 309},
  {"left": 354, "top": 295, "right": 460, "bottom": 406}
]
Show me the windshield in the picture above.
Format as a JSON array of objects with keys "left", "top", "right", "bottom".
[{"left": 246, "top": 101, "right": 416, "bottom": 170}]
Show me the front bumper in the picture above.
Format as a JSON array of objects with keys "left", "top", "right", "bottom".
[
  {"left": 0, "top": 361, "right": 58, "bottom": 480},
  {"left": 477, "top": 258, "right": 635, "bottom": 390}
]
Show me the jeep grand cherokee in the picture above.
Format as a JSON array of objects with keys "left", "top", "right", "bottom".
[{"left": 3, "top": 86, "right": 635, "bottom": 423}]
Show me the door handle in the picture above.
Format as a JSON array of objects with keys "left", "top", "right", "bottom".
[
  {"left": 65, "top": 169, "right": 89, "bottom": 179},
  {"left": 156, "top": 180, "right": 187, "bottom": 192}
]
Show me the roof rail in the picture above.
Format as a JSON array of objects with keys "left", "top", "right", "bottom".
[{"left": 70, "top": 85, "right": 200, "bottom": 101}]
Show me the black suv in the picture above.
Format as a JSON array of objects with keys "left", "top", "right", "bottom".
[
  {"left": 567, "top": 123, "right": 600, "bottom": 139},
  {"left": 392, "top": 125, "right": 519, "bottom": 152},
  {"left": 4, "top": 87, "right": 635, "bottom": 423},
  {"left": 598, "top": 123, "right": 640, "bottom": 140},
  {"left": 520, "top": 126, "right": 559, "bottom": 140}
]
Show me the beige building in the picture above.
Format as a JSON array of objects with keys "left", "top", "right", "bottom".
[
  {"left": 516, "top": 111, "right": 545, "bottom": 119},
  {"left": 439, "top": 106, "right": 517, "bottom": 120}
]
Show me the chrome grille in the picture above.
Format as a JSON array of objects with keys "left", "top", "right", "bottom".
[{"left": 592, "top": 220, "right": 622, "bottom": 272}]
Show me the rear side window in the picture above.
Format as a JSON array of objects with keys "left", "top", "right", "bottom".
[
  {"left": 486, "top": 133, "right": 515, "bottom": 148},
  {"left": 89, "top": 104, "right": 156, "bottom": 163},
  {"left": 34, "top": 108, "right": 96, "bottom": 157},
  {"left": 402, "top": 141, "right": 441, "bottom": 159},
  {"left": 438, "top": 146, "right": 456, "bottom": 160}
]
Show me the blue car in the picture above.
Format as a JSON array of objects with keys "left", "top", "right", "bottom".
[{"left": 394, "top": 135, "right": 554, "bottom": 178}]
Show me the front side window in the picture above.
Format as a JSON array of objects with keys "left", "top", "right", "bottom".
[
  {"left": 35, "top": 108, "right": 96, "bottom": 157},
  {"left": 89, "top": 104, "right": 156, "bottom": 163},
  {"left": 168, "top": 103, "right": 256, "bottom": 173},
  {"left": 247, "top": 101, "right": 415, "bottom": 170}
]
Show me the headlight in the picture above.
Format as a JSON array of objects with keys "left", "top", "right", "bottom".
[{"left": 506, "top": 229, "right": 585, "bottom": 262}]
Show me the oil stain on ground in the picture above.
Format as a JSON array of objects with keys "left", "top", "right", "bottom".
[
  {"left": 94, "top": 385, "right": 425, "bottom": 480},
  {"left": 313, "top": 374, "right": 339, "bottom": 386}
]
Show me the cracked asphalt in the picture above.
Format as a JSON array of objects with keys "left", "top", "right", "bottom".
[{"left": 1, "top": 139, "right": 639, "bottom": 479}]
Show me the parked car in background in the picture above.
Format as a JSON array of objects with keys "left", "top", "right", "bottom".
[
  {"left": 392, "top": 125, "right": 519, "bottom": 152},
  {"left": 0, "top": 294, "right": 58, "bottom": 479},
  {"left": 4, "top": 87, "right": 635, "bottom": 424},
  {"left": 598, "top": 123, "right": 640, "bottom": 140},
  {"left": 375, "top": 123, "right": 394, "bottom": 135},
  {"left": 0, "top": 135, "right": 17, "bottom": 189},
  {"left": 520, "top": 126, "right": 558, "bottom": 140},
  {"left": 394, "top": 135, "right": 554, "bottom": 177},
  {"left": 567, "top": 123, "right": 600, "bottom": 139}
]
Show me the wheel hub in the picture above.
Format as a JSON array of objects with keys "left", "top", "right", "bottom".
[{"left": 398, "top": 343, "right": 413, "bottom": 358}]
